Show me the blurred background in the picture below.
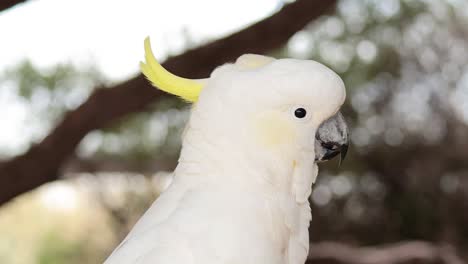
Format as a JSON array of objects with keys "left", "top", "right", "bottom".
[{"left": 0, "top": 0, "right": 467, "bottom": 263}]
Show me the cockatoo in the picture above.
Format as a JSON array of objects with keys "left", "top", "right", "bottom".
[{"left": 104, "top": 37, "right": 348, "bottom": 264}]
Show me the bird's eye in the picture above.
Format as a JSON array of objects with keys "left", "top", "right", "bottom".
[{"left": 294, "top": 108, "right": 307, "bottom": 118}]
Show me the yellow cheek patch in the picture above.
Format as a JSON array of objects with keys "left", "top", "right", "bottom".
[{"left": 253, "top": 112, "right": 297, "bottom": 148}]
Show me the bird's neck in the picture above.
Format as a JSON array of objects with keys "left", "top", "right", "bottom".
[
  {"left": 174, "top": 125, "right": 317, "bottom": 264},
  {"left": 174, "top": 114, "right": 318, "bottom": 262}
]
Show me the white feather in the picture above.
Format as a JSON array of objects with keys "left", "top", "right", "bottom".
[{"left": 105, "top": 55, "right": 345, "bottom": 264}]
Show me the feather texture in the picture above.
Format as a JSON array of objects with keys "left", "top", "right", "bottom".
[
  {"left": 140, "top": 37, "right": 203, "bottom": 102},
  {"left": 105, "top": 49, "right": 347, "bottom": 264}
]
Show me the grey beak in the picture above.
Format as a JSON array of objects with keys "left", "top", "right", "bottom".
[{"left": 315, "top": 112, "right": 349, "bottom": 164}]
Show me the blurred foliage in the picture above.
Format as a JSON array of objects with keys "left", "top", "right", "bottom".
[
  {"left": 0, "top": 181, "right": 114, "bottom": 264},
  {"left": 3, "top": 60, "right": 102, "bottom": 122},
  {"left": 1, "top": 0, "right": 468, "bottom": 263},
  {"left": 0, "top": 174, "right": 170, "bottom": 264},
  {"left": 91, "top": 98, "right": 188, "bottom": 161},
  {"left": 0, "top": 61, "right": 103, "bottom": 156},
  {"left": 37, "top": 231, "right": 86, "bottom": 264},
  {"left": 284, "top": 0, "right": 468, "bottom": 255},
  {"left": 0, "top": 59, "right": 188, "bottom": 161}
]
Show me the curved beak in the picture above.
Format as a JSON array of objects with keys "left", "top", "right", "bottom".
[{"left": 315, "top": 112, "right": 349, "bottom": 164}]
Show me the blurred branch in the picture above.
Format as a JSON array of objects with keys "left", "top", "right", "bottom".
[
  {"left": 0, "top": 0, "right": 28, "bottom": 13},
  {"left": 0, "top": 156, "right": 177, "bottom": 174},
  {"left": 362, "top": 120, "right": 468, "bottom": 192},
  {"left": 63, "top": 156, "right": 177, "bottom": 175},
  {"left": 0, "top": 0, "right": 337, "bottom": 206},
  {"left": 307, "top": 241, "right": 465, "bottom": 264}
]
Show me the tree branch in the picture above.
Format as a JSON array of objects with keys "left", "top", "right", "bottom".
[
  {"left": 63, "top": 156, "right": 177, "bottom": 175},
  {"left": 0, "top": 0, "right": 28, "bottom": 13},
  {"left": 307, "top": 241, "right": 465, "bottom": 264},
  {"left": 0, "top": 0, "right": 337, "bottom": 206}
]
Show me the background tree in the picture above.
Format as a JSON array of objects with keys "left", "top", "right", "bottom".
[{"left": 0, "top": 0, "right": 467, "bottom": 263}]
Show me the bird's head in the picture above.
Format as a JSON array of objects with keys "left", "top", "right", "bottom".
[{"left": 141, "top": 38, "right": 348, "bottom": 169}]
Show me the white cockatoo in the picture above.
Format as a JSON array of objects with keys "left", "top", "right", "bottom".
[{"left": 104, "top": 37, "right": 348, "bottom": 264}]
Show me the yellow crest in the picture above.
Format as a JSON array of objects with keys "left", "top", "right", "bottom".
[{"left": 140, "top": 37, "right": 204, "bottom": 102}]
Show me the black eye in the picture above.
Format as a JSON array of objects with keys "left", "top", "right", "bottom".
[{"left": 294, "top": 108, "right": 307, "bottom": 118}]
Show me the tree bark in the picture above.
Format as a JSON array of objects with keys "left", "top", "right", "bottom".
[
  {"left": 307, "top": 241, "right": 464, "bottom": 264},
  {"left": 0, "top": 0, "right": 337, "bottom": 206},
  {"left": 0, "top": 0, "right": 27, "bottom": 13},
  {"left": 62, "top": 156, "right": 177, "bottom": 175}
]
